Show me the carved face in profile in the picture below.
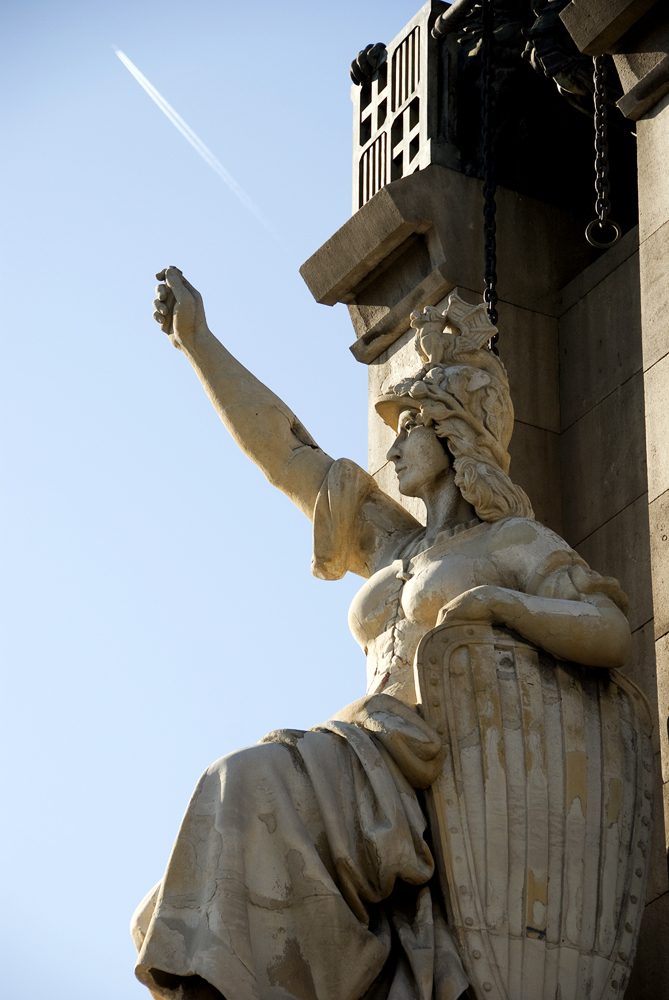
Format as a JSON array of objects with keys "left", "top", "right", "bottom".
[{"left": 386, "top": 407, "right": 451, "bottom": 498}]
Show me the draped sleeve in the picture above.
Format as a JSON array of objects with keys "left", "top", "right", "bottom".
[{"left": 311, "top": 459, "right": 421, "bottom": 581}]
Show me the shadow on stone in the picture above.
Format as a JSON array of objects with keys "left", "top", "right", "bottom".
[{"left": 149, "top": 969, "right": 225, "bottom": 999}]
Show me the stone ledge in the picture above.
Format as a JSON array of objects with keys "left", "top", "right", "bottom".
[
  {"left": 300, "top": 164, "right": 597, "bottom": 364},
  {"left": 560, "top": 0, "right": 659, "bottom": 56},
  {"left": 618, "top": 52, "right": 669, "bottom": 119}
]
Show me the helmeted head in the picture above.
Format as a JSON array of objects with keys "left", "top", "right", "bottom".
[{"left": 375, "top": 293, "right": 534, "bottom": 522}]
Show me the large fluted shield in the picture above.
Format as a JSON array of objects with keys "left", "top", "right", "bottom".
[{"left": 414, "top": 623, "right": 654, "bottom": 1000}]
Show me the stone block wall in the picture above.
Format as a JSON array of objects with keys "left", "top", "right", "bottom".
[
  {"left": 626, "top": 84, "right": 669, "bottom": 998},
  {"left": 302, "top": 116, "right": 669, "bottom": 994},
  {"left": 555, "top": 231, "right": 669, "bottom": 976},
  {"left": 368, "top": 214, "right": 669, "bottom": 995}
]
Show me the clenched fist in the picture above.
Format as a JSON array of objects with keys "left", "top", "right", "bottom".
[{"left": 153, "top": 266, "right": 209, "bottom": 351}]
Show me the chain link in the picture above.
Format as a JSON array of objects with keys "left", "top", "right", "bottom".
[
  {"left": 481, "top": 0, "right": 499, "bottom": 349},
  {"left": 586, "top": 56, "right": 621, "bottom": 248}
]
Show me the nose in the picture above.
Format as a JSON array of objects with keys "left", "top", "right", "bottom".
[{"left": 386, "top": 435, "right": 401, "bottom": 463}]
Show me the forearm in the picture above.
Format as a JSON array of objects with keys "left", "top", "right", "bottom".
[
  {"left": 181, "top": 326, "right": 333, "bottom": 518},
  {"left": 490, "top": 589, "right": 631, "bottom": 667},
  {"left": 442, "top": 586, "right": 631, "bottom": 668}
]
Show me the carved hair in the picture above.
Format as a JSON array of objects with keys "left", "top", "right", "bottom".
[{"left": 375, "top": 294, "right": 534, "bottom": 522}]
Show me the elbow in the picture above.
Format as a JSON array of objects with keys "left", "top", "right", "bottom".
[{"left": 584, "top": 608, "right": 632, "bottom": 669}]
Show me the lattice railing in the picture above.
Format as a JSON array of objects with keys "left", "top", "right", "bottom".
[{"left": 351, "top": 0, "right": 458, "bottom": 213}]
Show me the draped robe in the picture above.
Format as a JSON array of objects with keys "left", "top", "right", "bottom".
[{"left": 133, "top": 460, "right": 626, "bottom": 1000}]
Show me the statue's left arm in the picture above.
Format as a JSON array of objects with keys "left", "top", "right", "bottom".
[
  {"left": 439, "top": 585, "right": 631, "bottom": 668},
  {"left": 438, "top": 519, "right": 631, "bottom": 669}
]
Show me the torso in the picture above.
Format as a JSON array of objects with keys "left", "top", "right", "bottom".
[
  {"left": 312, "top": 462, "right": 588, "bottom": 707},
  {"left": 348, "top": 517, "right": 526, "bottom": 705}
]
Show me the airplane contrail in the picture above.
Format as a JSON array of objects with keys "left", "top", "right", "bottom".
[{"left": 114, "top": 48, "right": 283, "bottom": 244}]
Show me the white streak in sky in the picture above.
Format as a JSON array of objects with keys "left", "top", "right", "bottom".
[{"left": 114, "top": 48, "right": 282, "bottom": 244}]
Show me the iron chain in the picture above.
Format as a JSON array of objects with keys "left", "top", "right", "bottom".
[
  {"left": 586, "top": 56, "right": 621, "bottom": 248},
  {"left": 481, "top": 0, "right": 499, "bottom": 348}
]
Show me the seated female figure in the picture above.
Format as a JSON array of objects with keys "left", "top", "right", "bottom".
[{"left": 132, "top": 269, "right": 630, "bottom": 1000}]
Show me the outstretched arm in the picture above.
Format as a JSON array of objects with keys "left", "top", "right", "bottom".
[{"left": 153, "top": 267, "right": 334, "bottom": 519}]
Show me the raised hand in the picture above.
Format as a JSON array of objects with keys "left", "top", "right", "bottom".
[
  {"left": 149, "top": 265, "right": 333, "bottom": 519},
  {"left": 153, "top": 266, "right": 209, "bottom": 351}
]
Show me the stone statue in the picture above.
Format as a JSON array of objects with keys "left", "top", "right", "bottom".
[{"left": 132, "top": 267, "right": 652, "bottom": 1000}]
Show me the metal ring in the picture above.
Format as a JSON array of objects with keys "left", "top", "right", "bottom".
[{"left": 585, "top": 218, "right": 622, "bottom": 249}]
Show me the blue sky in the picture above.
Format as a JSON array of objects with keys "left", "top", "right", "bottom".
[{"left": 0, "top": 2, "right": 422, "bottom": 996}]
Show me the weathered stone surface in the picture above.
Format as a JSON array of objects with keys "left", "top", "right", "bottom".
[
  {"left": 615, "top": 48, "right": 669, "bottom": 93},
  {"left": 558, "top": 248, "right": 641, "bottom": 430},
  {"left": 625, "top": 890, "right": 669, "bottom": 999},
  {"left": 496, "top": 300, "right": 559, "bottom": 433},
  {"left": 637, "top": 88, "right": 669, "bottom": 243},
  {"left": 613, "top": 6, "right": 669, "bottom": 118},
  {"left": 557, "top": 224, "right": 639, "bottom": 317},
  {"left": 143, "top": 252, "right": 649, "bottom": 1000},
  {"left": 509, "top": 421, "right": 562, "bottom": 532},
  {"left": 623, "top": 619, "right": 659, "bottom": 755},
  {"left": 561, "top": 371, "right": 647, "bottom": 545},
  {"left": 576, "top": 493, "right": 652, "bottom": 633},
  {"left": 655, "top": 631, "right": 669, "bottom": 782},
  {"left": 649, "top": 488, "right": 669, "bottom": 639},
  {"left": 644, "top": 352, "right": 669, "bottom": 502},
  {"left": 617, "top": 53, "right": 669, "bottom": 120},
  {"left": 646, "top": 751, "right": 669, "bottom": 902},
  {"left": 640, "top": 217, "right": 669, "bottom": 371},
  {"left": 418, "top": 621, "right": 654, "bottom": 1000}
]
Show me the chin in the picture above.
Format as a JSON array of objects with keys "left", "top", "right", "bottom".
[{"left": 396, "top": 478, "right": 419, "bottom": 498}]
